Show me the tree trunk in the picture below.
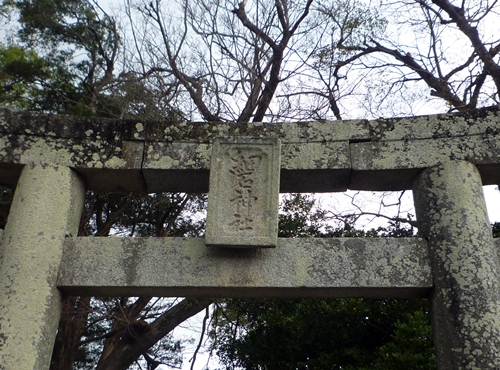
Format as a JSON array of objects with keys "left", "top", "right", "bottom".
[
  {"left": 96, "top": 298, "right": 213, "bottom": 370},
  {"left": 50, "top": 296, "right": 91, "bottom": 370}
]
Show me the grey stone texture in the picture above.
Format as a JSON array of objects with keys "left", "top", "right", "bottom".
[
  {"left": 206, "top": 138, "right": 280, "bottom": 247},
  {"left": 58, "top": 236, "right": 431, "bottom": 298},
  {"left": 2, "top": 106, "right": 500, "bottom": 192},
  {"left": 413, "top": 161, "right": 500, "bottom": 370},
  {"left": 0, "top": 165, "right": 84, "bottom": 370}
]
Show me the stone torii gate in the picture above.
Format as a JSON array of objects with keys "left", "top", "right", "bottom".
[{"left": 1, "top": 107, "right": 500, "bottom": 369}]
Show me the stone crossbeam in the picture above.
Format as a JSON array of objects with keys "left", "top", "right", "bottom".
[
  {"left": 57, "top": 237, "right": 432, "bottom": 298},
  {"left": 1, "top": 107, "right": 500, "bottom": 192}
]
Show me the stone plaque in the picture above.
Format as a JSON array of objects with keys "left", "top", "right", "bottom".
[{"left": 205, "top": 137, "right": 281, "bottom": 248}]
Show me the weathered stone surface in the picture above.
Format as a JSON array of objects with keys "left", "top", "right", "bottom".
[
  {"left": 3, "top": 106, "right": 499, "bottom": 145},
  {"left": 57, "top": 236, "right": 432, "bottom": 298},
  {"left": 350, "top": 127, "right": 500, "bottom": 189},
  {"left": 143, "top": 141, "right": 349, "bottom": 172},
  {"left": 1, "top": 107, "right": 500, "bottom": 192},
  {"left": 0, "top": 109, "right": 48, "bottom": 137},
  {"left": 0, "top": 165, "right": 84, "bottom": 370},
  {"left": 143, "top": 118, "right": 370, "bottom": 142},
  {"left": 206, "top": 138, "right": 281, "bottom": 248},
  {"left": 413, "top": 161, "right": 500, "bottom": 370},
  {"left": 0, "top": 134, "right": 146, "bottom": 191},
  {"left": 142, "top": 140, "right": 351, "bottom": 193},
  {"left": 0, "top": 109, "right": 150, "bottom": 141},
  {"left": 144, "top": 142, "right": 211, "bottom": 170},
  {"left": 0, "top": 135, "right": 144, "bottom": 170},
  {"left": 367, "top": 106, "right": 500, "bottom": 141},
  {"left": 351, "top": 134, "right": 500, "bottom": 177}
]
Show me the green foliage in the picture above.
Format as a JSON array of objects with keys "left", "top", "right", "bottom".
[
  {"left": 0, "top": 185, "right": 13, "bottom": 229},
  {"left": 0, "top": 44, "right": 46, "bottom": 108},
  {"left": 211, "top": 298, "right": 435, "bottom": 370},
  {"left": 0, "top": 44, "right": 44, "bottom": 82},
  {"left": 0, "top": 43, "right": 82, "bottom": 111},
  {"left": 1, "top": 0, "right": 186, "bottom": 119},
  {"left": 368, "top": 310, "right": 436, "bottom": 370},
  {"left": 15, "top": 0, "right": 118, "bottom": 52},
  {"left": 14, "top": 0, "right": 120, "bottom": 109},
  {"left": 1, "top": 3, "right": 187, "bottom": 119},
  {"left": 0, "top": 0, "right": 14, "bottom": 17},
  {"left": 1, "top": 0, "right": 119, "bottom": 116},
  {"left": 492, "top": 222, "right": 500, "bottom": 238},
  {"left": 278, "top": 194, "right": 329, "bottom": 237}
]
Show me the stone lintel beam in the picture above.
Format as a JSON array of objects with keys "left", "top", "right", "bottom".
[
  {"left": 3, "top": 106, "right": 499, "bottom": 143},
  {"left": 58, "top": 237, "right": 432, "bottom": 298},
  {"left": 0, "top": 134, "right": 148, "bottom": 191},
  {"left": 3, "top": 133, "right": 500, "bottom": 192},
  {"left": 0, "top": 108, "right": 370, "bottom": 142},
  {"left": 142, "top": 140, "right": 351, "bottom": 193},
  {"left": 350, "top": 134, "right": 500, "bottom": 189},
  {"left": 1, "top": 107, "right": 500, "bottom": 192}
]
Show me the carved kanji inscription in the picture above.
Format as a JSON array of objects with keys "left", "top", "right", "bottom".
[
  {"left": 228, "top": 147, "right": 262, "bottom": 231},
  {"left": 206, "top": 138, "right": 280, "bottom": 248}
]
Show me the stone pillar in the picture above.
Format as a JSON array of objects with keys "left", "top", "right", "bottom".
[
  {"left": 0, "top": 165, "right": 85, "bottom": 370},
  {"left": 413, "top": 161, "right": 500, "bottom": 369}
]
